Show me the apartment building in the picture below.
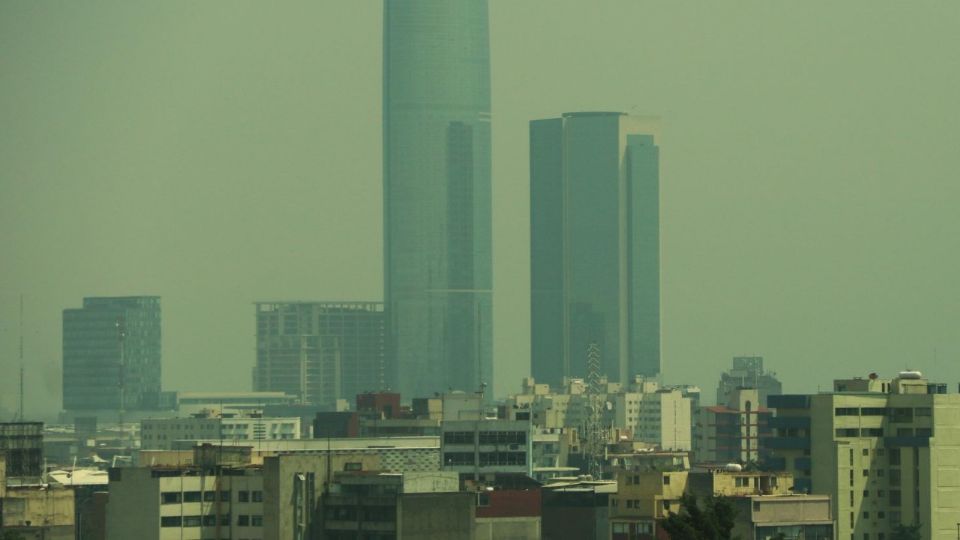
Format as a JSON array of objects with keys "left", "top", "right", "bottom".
[
  {"left": 442, "top": 419, "right": 533, "bottom": 482},
  {"left": 697, "top": 387, "right": 772, "bottom": 464},
  {"left": 767, "top": 372, "right": 960, "bottom": 540},
  {"left": 141, "top": 413, "right": 300, "bottom": 450}
]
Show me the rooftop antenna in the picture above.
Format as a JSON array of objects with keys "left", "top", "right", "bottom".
[
  {"left": 585, "top": 341, "right": 606, "bottom": 479},
  {"left": 16, "top": 294, "right": 24, "bottom": 422}
]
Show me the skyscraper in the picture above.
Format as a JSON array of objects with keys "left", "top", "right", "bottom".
[
  {"left": 62, "top": 296, "right": 161, "bottom": 411},
  {"left": 253, "top": 301, "right": 386, "bottom": 406},
  {"left": 383, "top": 1, "right": 493, "bottom": 399},
  {"left": 530, "top": 113, "right": 660, "bottom": 387}
]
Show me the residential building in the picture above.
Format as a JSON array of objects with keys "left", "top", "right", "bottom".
[
  {"left": 697, "top": 387, "right": 772, "bottom": 465},
  {"left": 253, "top": 301, "right": 386, "bottom": 407},
  {"left": 530, "top": 113, "right": 660, "bottom": 386},
  {"left": 104, "top": 464, "right": 263, "bottom": 540},
  {"left": 468, "top": 473, "right": 542, "bottom": 540},
  {"left": 63, "top": 296, "right": 161, "bottom": 411},
  {"left": 320, "top": 470, "right": 473, "bottom": 539},
  {"left": 0, "top": 422, "right": 43, "bottom": 478},
  {"left": 171, "top": 391, "right": 297, "bottom": 416},
  {"left": 609, "top": 468, "right": 832, "bottom": 540},
  {"left": 716, "top": 356, "right": 783, "bottom": 407},
  {"left": 442, "top": 419, "right": 533, "bottom": 482},
  {"left": 383, "top": 1, "right": 494, "bottom": 400},
  {"left": 0, "top": 463, "right": 76, "bottom": 540},
  {"left": 767, "top": 371, "right": 960, "bottom": 540},
  {"left": 140, "top": 413, "right": 300, "bottom": 451}
]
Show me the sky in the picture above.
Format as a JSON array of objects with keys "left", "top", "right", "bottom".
[{"left": 2, "top": 1, "right": 959, "bottom": 420}]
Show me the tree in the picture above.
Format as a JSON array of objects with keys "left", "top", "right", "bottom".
[
  {"left": 890, "top": 523, "right": 922, "bottom": 540},
  {"left": 658, "top": 493, "right": 740, "bottom": 540}
]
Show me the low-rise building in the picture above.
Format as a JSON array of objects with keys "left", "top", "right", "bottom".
[
  {"left": 141, "top": 412, "right": 300, "bottom": 450},
  {"left": 320, "top": 470, "right": 472, "bottom": 539},
  {"left": 442, "top": 419, "right": 533, "bottom": 482},
  {"left": 609, "top": 468, "right": 832, "bottom": 540},
  {"left": 105, "top": 463, "right": 263, "bottom": 540},
  {"left": 541, "top": 478, "right": 617, "bottom": 540}
]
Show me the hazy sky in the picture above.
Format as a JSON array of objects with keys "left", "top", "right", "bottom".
[{"left": 2, "top": 1, "right": 959, "bottom": 419}]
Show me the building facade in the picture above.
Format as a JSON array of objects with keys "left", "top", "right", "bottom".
[
  {"left": 253, "top": 301, "right": 385, "bottom": 406},
  {"left": 697, "top": 388, "right": 772, "bottom": 465},
  {"left": 716, "top": 356, "right": 783, "bottom": 407},
  {"left": 441, "top": 420, "right": 533, "bottom": 482},
  {"left": 767, "top": 372, "right": 960, "bottom": 540},
  {"left": 63, "top": 296, "right": 161, "bottom": 411},
  {"left": 141, "top": 413, "right": 301, "bottom": 451},
  {"left": 383, "top": 1, "right": 494, "bottom": 399},
  {"left": 530, "top": 113, "right": 660, "bottom": 387}
]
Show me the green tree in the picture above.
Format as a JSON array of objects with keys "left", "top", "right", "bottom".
[
  {"left": 890, "top": 523, "right": 922, "bottom": 540},
  {"left": 658, "top": 493, "right": 740, "bottom": 540}
]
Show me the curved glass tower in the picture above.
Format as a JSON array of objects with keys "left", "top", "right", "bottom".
[{"left": 383, "top": 1, "right": 492, "bottom": 399}]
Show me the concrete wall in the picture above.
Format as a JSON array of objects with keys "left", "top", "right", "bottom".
[
  {"left": 1, "top": 485, "right": 75, "bottom": 540},
  {"left": 399, "top": 492, "right": 475, "bottom": 539},
  {"left": 475, "top": 516, "right": 540, "bottom": 539}
]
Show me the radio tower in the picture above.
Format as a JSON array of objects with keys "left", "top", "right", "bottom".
[{"left": 585, "top": 341, "right": 606, "bottom": 479}]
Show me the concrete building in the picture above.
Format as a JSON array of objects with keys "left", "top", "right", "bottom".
[
  {"left": 530, "top": 113, "right": 660, "bottom": 387},
  {"left": 716, "top": 356, "right": 782, "bottom": 408},
  {"left": 697, "top": 387, "right": 772, "bottom": 465},
  {"left": 0, "top": 422, "right": 43, "bottom": 478},
  {"left": 104, "top": 464, "right": 263, "bottom": 540},
  {"left": 541, "top": 478, "right": 617, "bottom": 540},
  {"left": 62, "top": 296, "right": 162, "bottom": 412},
  {"left": 442, "top": 420, "right": 533, "bottom": 482},
  {"left": 383, "top": 1, "right": 494, "bottom": 400},
  {"left": 253, "top": 301, "right": 386, "bottom": 407},
  {"left": 469, "top": 474, "right": 542, "bottom": 540},
  {"left": 0, "top": 482, "right": 76, "bottom": 539},
  {"left": 609, "top": 468, "right": 832, "bottom": 540},
  {"left": 170, "top": 391, "right": 298, "bottom": 416},
  {"left": 320, "top": 470, "right": 472, "bottom": 539},
  {"left": 141, "top": 412, "right": 300, "bottom": 450},
  {"left": 767, "top": 371, "right": 960, "bottom": 540}
]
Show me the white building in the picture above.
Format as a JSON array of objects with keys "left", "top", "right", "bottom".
[
  {"left": 105, "top": 465, "right": 264, "bottom": 540},
  {"left": 441, "top": 420, "right": 533, "bottom": 480},
  {"left": 141, "top": 413, "right": 300, "bottom": 450}
]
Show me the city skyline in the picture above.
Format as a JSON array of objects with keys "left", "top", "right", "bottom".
[{"left": 2, "top": 2, "right": 960, "bottom": 419}]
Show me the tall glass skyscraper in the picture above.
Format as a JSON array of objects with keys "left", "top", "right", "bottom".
[
  {"left": 530, "top": 113, "right": 660, "bottom": 387},
  {"left": 383, "top": 1, "right": 493, "bottom": 399},
  {"left": 62, "top": 296, "right": 162, "bottom": 411}
]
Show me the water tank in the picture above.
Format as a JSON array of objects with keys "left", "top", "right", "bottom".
[
  {"left": 898, "top": 370, "right": 923, "bottom": 380},
  {"left": 724, "top": 463, "right": 743, "bottom": 472}
]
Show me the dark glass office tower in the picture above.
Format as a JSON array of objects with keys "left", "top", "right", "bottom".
[
  {"left": 530, "top": 113, "right": 660, "bottom": 387},
  {"left": 383, "top": 1, "right": 493, "bottom": 399},
  {"left": 62, "top": 296, "right": 162, "bottom": 411}
]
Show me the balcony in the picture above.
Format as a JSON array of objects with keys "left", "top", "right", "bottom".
[{"left": 764, "top": 437, "right": 810, "bottom": 450}]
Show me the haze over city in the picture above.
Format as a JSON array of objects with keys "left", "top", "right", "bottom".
[{"left": 2, "top": 1, "right": 960, "bottom": 420}]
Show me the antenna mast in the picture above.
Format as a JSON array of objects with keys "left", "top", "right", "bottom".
[
  {"left": 17, "top": 294, "right": 24, "bottom": 421},
  {"left": 585, "top": 341, "right": 606, "bottom": 479}
]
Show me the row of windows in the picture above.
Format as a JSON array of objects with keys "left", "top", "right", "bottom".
[
  {"left": 158, "top": 514, "right": 263, "bottom": 528},
  {"left": 835, "top": 427, "right": 932, "bottom": 438},
  {"left": 443, "top": 431, "right": 527, "bottom": 445},
  {"left": 442, "top": 451, "right": 527, "bottom": 466},
  {"left": 161, "top": 490, "right": 262, "bottom": 504},
  {"left": 834, "top": 407, "right": 932, "bottom": 419}
]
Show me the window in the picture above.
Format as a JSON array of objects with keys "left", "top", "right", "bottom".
[
  {"left": 443, "top": 431, "right": 473, "bottom": 444},
  {"left": 184, "top": 491, "right": 202, "bottom": 503},
  {"left": 889, "top": 449, "right": 901, "bottom": 466},
  {"left": 735, "top": 477, "right": 751, "bottom": 487},
  {"left": 896, "top": 428, "right": 914, "bottom": 437},
  {"left": 613, "top": 523, "right": 628, "bottom": 534},
  {"left": 862, "top": 428, "right": 884, "bottom": 437},
  {"left": 238, "top": 515, "right": 249, "bottom": 526},
  {"left": 836, "top": 407, "right": 859, "bottom": 416},
  {"left": 889, "top": 408, "right": 913, "bottom": 423},
  {"left": 219, "top": 490, "right": 230, "bottom": 501},
  {"left": 889, "top": 469, "right": 901, "bottom": 486},
  {"left": 663, "top": 476, "right": 671, "bottom": 485},
  {"left": 202, "top": 515, "right": 217, "bottom": 526},
  {"left": 252, "top": 515, "right": 263, "bottom": 527},
  {"left": 861, "top": 407, "right": 887, "bottom": 416},
  {"left": 203, "top": 491, "right": 216, "bottom": 502},
  {"left": 863, "top": 469, "right": 869, "bottom": 477},
  {"left": 238, "top": 490, "right": 250, "bottom": 502},
  {"left": 862, "top": 448, "right": 870, "bottom": 456},
  {"left": 161, "top": 492, "right": 181, "bottom": 504},
  {"left": 160, "top": 516, "right": 181, "bottom": 527},
  {"left": 889, "top": 490, "right": 901, "bottom": 507},
  {"left": 252, "top": 490, "right": 263, "bottom": 502},
  {"left": 863, "top": 511, "right": 870, "bottom": 518},
  {"left": 878, "top": 511, "right": 885, "bottom": 519},
  {"left": 915, "top": 428, "right": 933, "bottom": 437},
  {"left": 183, "top": 516, "right": 201, "bottom": 527},
  {"left": 849, "top": 491, "right": 854, "bottom": 506},
  {"left": 863, "top": 490, "right": 869, "bottom": 498},
  {"left": 836, "top": 428, "right": 860, "bottom": 437},
  {"left": 344, "top": 462, "right": 362, "bottom": 471},
  {"left": 915, "top": 407, "right": 932, "bottom": 417}
]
